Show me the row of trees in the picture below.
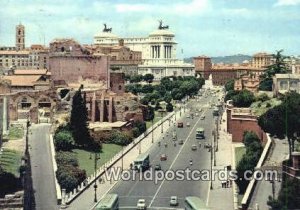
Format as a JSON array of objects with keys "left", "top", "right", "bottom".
[
  {"left": 126, "top": 76, "right": 204, "bottom": 109},
  {"left": 236, "top": 132, "right": 263, "bottom": 194},
  {"left": 125, "top": 74, "right": 154, "bottom": 83}
]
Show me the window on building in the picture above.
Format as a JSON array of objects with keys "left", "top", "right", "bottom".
[{"left": 118, "top": 85, "right": 122, "bottom": 90}]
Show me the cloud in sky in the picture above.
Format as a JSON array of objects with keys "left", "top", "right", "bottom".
[
  {"left": 274, "top": 0, "right": 300, "bottom": 6},
  {"left": 0, "top": 0, "right": 299, "bottom": 56},
  {"left": 115, "top": 0, "right": 210, "bottom": 16}
]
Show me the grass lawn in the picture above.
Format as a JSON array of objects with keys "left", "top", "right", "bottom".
[
  {"left": 235, "top": 146, "right": 246, "bottom": 165},
  {"left": 8, "top": 126, "right": 24, "bottom": 140},
  {"left": 251, "top": 98, "right": 281, "bottom": 117},
  {"left": 0, "top": 149, "right": 22, "bottom": 177},
  {"left": 73, "top": 143, "right": 122, "bottom": 176},
  {"left": 145, "top": 111, "right": 163, "bottom": 129}
]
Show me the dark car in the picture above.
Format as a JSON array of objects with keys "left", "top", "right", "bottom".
[
  {"left": 154, "top": 164, "right": 162, "bottom": 170},
  {"left": 177, "top": 122, "right": 183, "bottom": 128}
]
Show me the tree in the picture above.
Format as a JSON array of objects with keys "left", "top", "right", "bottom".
[
  {"left": 130, "top": 75, "right": 143, "bottom": 83},
  {"left": 268, "top": 178, "right": 300, "bottom": 210},
  {"left": 145, "top": 106, "right": 154, "bottom": 121},
  {"left": 70, "top": 85, "right": 92, "bottom": 147},
  {"left": 256, "top": 93, "right": 270, "bottom": 102},
  {"left": 224, "top": 90, "right": 239, "bottom": 102},
  {"left": 259, "top": 78, "right": 273, "bottom": 91},
  {"left": 54, "top": 130, "right": 74, "bottom": 151},
  {"left": 163, "top": 92, "right": 172, "bottom": 103},
  {"left": 258, "top": 92, "right": 300, "bottom": 162},
  {"left": 171, "top": 88, "right": 183, "bottom": 100},
  {"left": 259, "top": 50, "right": 288, "bottom": 91},
  {"left": 236, "top": 132, "right": 262, "bottom": 194},
  {"left": 225, "top": 79, "right": 235, "bottom": 91},
  {"left": 55, "top": 151, "right": 79, "bottom": 167},
  {"left": 143, "top": 74, "right": 154, "bottom": 83},
  {"left": 166, "top": 103, "right": 173, "bottom": 112},
  {"left": 243, "top": 131, "right": 261, "bottom": 147},
  {"left": 109, "top": 130, "right": 132, "bottom": 145},
  {"left": 232, "top": 90, "right": 255, "bottom": 107},
  {"left": 141, "top": 84, "right": 154, "bottom": 93},
  {"left": 133, "top": 121, "right": 146, "bottom": 134}
]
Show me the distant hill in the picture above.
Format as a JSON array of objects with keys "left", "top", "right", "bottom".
[{"left": 184, "top": 54, "right": 252, "bottom": 64}]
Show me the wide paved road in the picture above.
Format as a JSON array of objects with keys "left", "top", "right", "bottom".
[
  {"left": 108, "top": 92, "right": 219, "bottom": 209},
  {"left": 29, "top": 124, "right": 59, "bottom": 210}
]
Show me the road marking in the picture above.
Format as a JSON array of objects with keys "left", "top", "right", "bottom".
[{"left": 149, "top": 107, "right": 210, "bottom": 207}]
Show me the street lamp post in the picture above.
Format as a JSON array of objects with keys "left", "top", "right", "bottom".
[
  {"left": 214, "top": 130, "right": 216, "bottom": 166},
  {"left": 94, "top": 152, "right": 99, "bottom": 202},
  {"left": 152, "top": 117, "right": 154, "bottom": 143},
  {"left": 148, "top": 103, "right": 155, "bottom": 144},
  {"left": 210, "top": 132, "right": 213, "bottom": 190},
  {"left": 161, "top": 111, "right": 164, "bottom": 133}
]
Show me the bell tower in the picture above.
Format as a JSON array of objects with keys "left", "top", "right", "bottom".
[{"left": 16, "top": 24, "right": 25, "bottom": 50}]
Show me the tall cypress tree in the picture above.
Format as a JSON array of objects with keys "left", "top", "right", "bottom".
[{"left": 70, "top": 85, "right": 91, "bottom": 146}]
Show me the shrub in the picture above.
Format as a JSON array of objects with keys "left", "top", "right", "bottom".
[
  {"left": 256, "top": 93, "right": 269, "bottom": 102},
  {"left": 236, "top": 131, "right": 263, "bottom": 194},
  {"left": 54, "top": 130, "right": 74, "bottom": 151},
  {"left": 56, "top": 165, "right": 86, "bottom": 193},
  {"left": 166, "top": 103, "right": 173, "bottom": 112},
  {"left": 109, "top": 130, "right": 132, "bottom": 146},
  {"left": 55, "top": 152, "right": 79, "bottom": 167},
  {"left": 266, "top": 102, "right": 271, "bottom": 108}
]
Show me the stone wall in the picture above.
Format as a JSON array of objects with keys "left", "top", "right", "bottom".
[
  {"left": 110, "top": 72, "right": 125, "bottom": 94},
  {"left": 49, "top": 55, "right": 109, "bottom": 84},
  {"left": 227, "top": 107, "right": 267, "bottom": 143}
]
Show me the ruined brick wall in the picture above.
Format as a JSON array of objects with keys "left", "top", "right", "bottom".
[
  {"left": 110, "top": 72, "right": 125, "bottom": 94},
  {"left": 49, "top": 55, "right": 109, "bottom": 84}
]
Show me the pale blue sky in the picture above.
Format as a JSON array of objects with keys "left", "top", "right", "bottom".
[{"left": 0, "top": 0, "right": 299, "bottom": 57}]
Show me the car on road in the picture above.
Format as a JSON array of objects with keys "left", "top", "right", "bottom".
[
  {"left": 160, "top": 154, "right": 167, "bottom": 161},
  {"left": 172, "top": 131, "right": 177, "bottom": 140},
  {"left": 200, "top": 116, "right": 205, "bottom": 120},
  {"left": 191, "top": 144, "right": 197, "bottom": 151},
  {"left": 186, "top": 114, "right": 190, "bottom": 118},
  {"left": 186, "top": 122, "right": 190, "bottom": 127},
  {"left": 195, "top": 112, "right": 199, "bottom": 117},
  {"left": 154, "top": 164, "right": 161, "bottom": 170},
  {"left": 177, "top": 122, "right": 183, "bottom": 128},
  {"left": 178, "top": 139, "right": 184, "bottom": 145},
  {"left": 137, "top": 199, "right": 147, "bottom": 210},
  {"left": 170, "top": 196, "right": 178, "bottom": 206}
]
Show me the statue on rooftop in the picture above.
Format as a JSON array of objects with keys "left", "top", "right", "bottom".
[
  {"left": 103, "top": 23, "right": 112, "bottom": 33},
  {"left": 158, "top": 20, "right": 169, "bottom": 30}
]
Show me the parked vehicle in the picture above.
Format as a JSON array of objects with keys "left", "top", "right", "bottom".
[
  {"left": 160, "top": 154, "right": 167, "bottom": 161},
  {"left": 170, "top": 196, "right": 178, "bottom": 206},
  {"left": 137, "top": 199, "right": 147, "bottom": 210}
]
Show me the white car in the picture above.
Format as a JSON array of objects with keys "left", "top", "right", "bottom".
[
  {"left": 137, "top": 199, "right": 147, "bottom": 209},
  {"left": 170, "top": 196, "right": 178, "bottom": 206},
  {"left": 187, "top": 122, "right": 190, "bottom": 127}
]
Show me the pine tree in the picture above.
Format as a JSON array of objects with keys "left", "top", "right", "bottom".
[{"left": 70, "top": 85, "right": 91, "bottom": 147}]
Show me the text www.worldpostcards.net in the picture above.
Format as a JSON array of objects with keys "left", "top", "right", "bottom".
[{"left": 103, "top": 167, "right": 280, "bottom": 185}]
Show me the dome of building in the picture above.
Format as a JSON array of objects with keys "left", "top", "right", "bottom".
[
  {"left": 94, "top": 31, "right": 118, "bottom": 39},
  {"left": 149, "top": 29, "right": 175, "bottom": 37}
]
